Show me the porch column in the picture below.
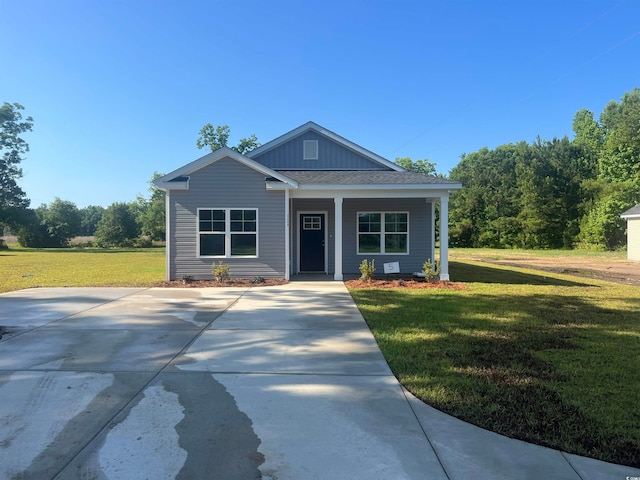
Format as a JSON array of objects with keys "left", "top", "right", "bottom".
[
  {"left": 334, "top": 196, "right": 343, "bottom": 281},
  {"left": 284, "top": 189, "right": 290, "bottom": 280},
  {"left": 440, "top": 195, "right": 450, "bottom": 281}
]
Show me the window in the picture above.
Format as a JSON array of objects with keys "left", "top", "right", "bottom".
[
  {"left": 303, "top": 140, "right": 318, "bottom": 160},
  {"left": 303, "top": 216, "right": 322, "bottom": 230},
  {"left": 357, "top": 212, "right": 408, "bottom": 254},
  {"left": 198, "top": 208, "right": 257, "bottom": 257}
]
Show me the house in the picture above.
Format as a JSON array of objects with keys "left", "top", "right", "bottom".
[
  {"left": 621, "top": 204, "right": 640, "bottom": 261},
  {"left": 154, "top": 121, "right": 462, "bottom": 281}
]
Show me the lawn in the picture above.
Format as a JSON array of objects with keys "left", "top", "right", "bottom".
[
  {"left": 348, "top": 260, "right": 640, "bottom": 467},
  {"left": 0, "top": 246, "right": 165, "bottom": 293}
]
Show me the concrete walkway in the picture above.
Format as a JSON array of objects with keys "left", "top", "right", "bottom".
[{"left": 0, "top": 283, "right": 637, "bottom": 479}]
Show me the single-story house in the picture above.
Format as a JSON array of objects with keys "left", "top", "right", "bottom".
[
  {"left": 154, "top": 121, "right": 462, "bottom": 281},
  {"left": 621, "top": 203, "right": 640, "bottom": 261}
]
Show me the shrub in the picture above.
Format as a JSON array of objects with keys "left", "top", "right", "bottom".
[
  {"left": 422, "top": 259, "right": 440, "bottom": 282},
  {"left": 0, "top": 239, "right": 7, "bottom": 251},
  {"left": 133, "top": 235, "right": 153, "bottom": 248},
  {"left": 212, "top": 261, "right": 231, "bottom": 282},
  {"left": 359, "top": 258, "right": 375, "bottom": 282}
]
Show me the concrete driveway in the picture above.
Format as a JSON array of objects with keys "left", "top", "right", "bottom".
[{"left": 0, "top": 283, "right": 638, "bottom": 480}]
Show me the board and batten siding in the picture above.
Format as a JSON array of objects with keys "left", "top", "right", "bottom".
[
  {"left": 628, "top": 218, "right": 640, "bottom": 261},
  {"left": 252, "top": 131, "right": 388, "bottom": 171},
  {"left": 342, "top": 198, "right": 433, "bottom": 274},
  {"left": 168, "top": 157, "right": 286, "bottom": 280}
]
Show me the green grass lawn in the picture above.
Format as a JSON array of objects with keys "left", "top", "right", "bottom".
[
  {"left": 0, "top": 247, "right": 166, "bottom": 293},
  {"left": 349, "top": 260, "right": 640, "bottom": 467}
]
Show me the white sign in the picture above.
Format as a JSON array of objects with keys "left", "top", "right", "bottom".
[{"left": 383, "top": 262, "right": 400, "bottom": 274}]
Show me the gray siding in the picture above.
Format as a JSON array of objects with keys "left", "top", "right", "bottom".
[
  {"left": 342, "top": 198, "right": 433, "bottom": 274},
  {"left": 169, "top": 157, "right": 285, "bottom": 280},
  {"left": 252, "top": 131, "right": 389, "bottom": 171}
]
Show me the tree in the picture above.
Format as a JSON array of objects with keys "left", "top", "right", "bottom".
[
  {"left": 39, "top": 198, "right": 82, "bottom": 247},
  {"left": 135, "top": 172, "right": 166, "bottom": 241},
  {"left": 196, "top": 123, "right": 260, "bottom": 154},
  {"left": 79, "top": 205, "right": 105, "bottom": 236},
  {"left": 0, "top": 102, "right": 33, "bottom": 228},
  {"left": 394, "top": 157, "right": 438, "bottom": 176},
  {"left": 94, "top": 203, "right": 140, "bottom": 247}
]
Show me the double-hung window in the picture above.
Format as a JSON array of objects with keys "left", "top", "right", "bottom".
[
  {"left": 357, "top": 212, "right": 408, "bottom": 254},
  {"left": 198, "top": 208, "right": 258, "bottom": 257}
]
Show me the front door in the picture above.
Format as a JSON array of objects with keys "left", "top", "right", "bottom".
[{"left": 300, "top": 214, "right": 325, "bottom": 272}]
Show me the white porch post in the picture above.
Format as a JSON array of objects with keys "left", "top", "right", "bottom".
[
  {"left": 334, "top": 196, "right": 343, "bottom": 281},
  {"left": 439, "top": 195, "right": 450, "bottom": 281},
  {"left": 284, "top": 189, "right": 290, "bottom": 280}
]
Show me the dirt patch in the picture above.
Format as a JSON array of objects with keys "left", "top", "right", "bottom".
[
  {"left": 154, "top": 278, "right": 289, "bottom": 288},
  {"left": 345, "top": 279, "right": 466, "bottom": 290},
  {"left": 464, "top": 256, "right": 640, "bottom": 287}
]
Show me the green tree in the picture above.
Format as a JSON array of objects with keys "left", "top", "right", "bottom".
[
  {"left": 135, "top": 172, "right": 165, "bottom": 241},
  {"left": 599, "top": 88, "right": 640, "bottom": 182},
  {"left": 79, "top": 205, "right": 105, "bottom": 236},
  {"left": 94, "top": 202, "right": 140, "bottom": 247},
  {"left": 196, "top": 123, "right": 260, "bottom": 154},
  {"left": 0, "top": 102, "right": 33, "bottom": 229},
  {"left": 394, "top": 157, "right": 438, "bottom": 176},
  {"left": 39, "top": 198, "right": 82, "bottom": 247}
]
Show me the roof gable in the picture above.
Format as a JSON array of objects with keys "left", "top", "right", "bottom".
[
  {"left": 154, "top": 147, "right": 298, "bottom": 190},
  {"left": 622, "top": 203, "right": 640, "bottom": 218},
  {"left": 247, "top": 121, "right": 404, "bottom": 172}
]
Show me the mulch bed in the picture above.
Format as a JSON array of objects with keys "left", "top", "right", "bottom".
[
  {"left": 344, "top": 279, "right": 466, "bottom": 290},
  {"left": 153, "top": 279, "right": 289, "bottom": 288}
]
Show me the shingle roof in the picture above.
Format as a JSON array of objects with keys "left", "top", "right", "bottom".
[
  {"left": 622, "top": 204, "right": 640, "bottom": 217},
  {"left": 276, "top": 170, "right": 460, "bottom": 186}
]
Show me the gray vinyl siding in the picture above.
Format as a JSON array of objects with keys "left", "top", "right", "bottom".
[
  {"left": 168, "top": 157, "right": 285, "bottom": 280},
  {"left": 291, "top": 199, "right": 335, "bottom": 274},
  {"left": 342, "top": 198, "right": 433, "bottom": 274},
  {"left": 252, "top": 131, "right": 389, "bottom": 171}
]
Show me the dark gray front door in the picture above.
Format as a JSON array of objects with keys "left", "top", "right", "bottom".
[{"left": 300, "top": 214, "right": 325, "bottom": 272}]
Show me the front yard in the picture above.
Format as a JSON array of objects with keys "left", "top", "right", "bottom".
[{"left": 348, "top": 260, "right": 640, "bottom": 467}]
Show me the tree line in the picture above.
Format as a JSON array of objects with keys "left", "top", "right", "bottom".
[
  {"left": 2, "top": 90, "right": 639, "bottom": 251},
  {"left": 448, "top": 87, "right": 640, "bottom": 250},
  {"left": 14, "top": 179, "right": 165, "bottom": 248}
]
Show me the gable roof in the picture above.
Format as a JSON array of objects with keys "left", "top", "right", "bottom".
[
  {"left": 154, "top": 146, "right": 298, "bottom": 190},
  {"left": 621, "top": 203, "right": 640, "bottom": 219},
  {"left": 247, "top": 121, "right": 404, "bottom": 172}
]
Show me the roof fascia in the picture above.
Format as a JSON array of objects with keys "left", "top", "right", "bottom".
[
  {"left": 247, "top": 121, "right": 404, "bottom": 172},
  {"left": 154, "top": 147, "right": 298, "bottom": 190},
  {"left": 266, "top": 182, "right": 462, "bottom": 191}
]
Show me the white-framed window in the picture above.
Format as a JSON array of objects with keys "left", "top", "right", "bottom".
[
  {"left": 198, "top": 208, "right": 258, "bottom": 257},
  {"left": 357, "top": 212, "right": 409, "bottom": 254},
  {"left": 303, "top": 140, "right": 318, "bottom": 160}
]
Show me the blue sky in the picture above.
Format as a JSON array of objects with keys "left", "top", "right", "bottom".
[{"left": 2, "top": 0, "right": 638, "bottom": 208}]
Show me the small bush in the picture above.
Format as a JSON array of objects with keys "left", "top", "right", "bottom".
[
  {"left": 181, "top": 275, "right": 194, "bottom": 284},
  {"left": 359, "top": 258, "right": 375, "bottom": 282},
  {"left": 422, "top": 259, "right": 440, "bottom": 282},
  {"left": 212, "top": 261, "right": 231, "bottom": 282},
  {"left": 0, "top": 239, "right": 8, "bottom": 251},
  {"left": 252, "top": 276, "right": 265, "bottom": 284},
  {"left": 133, "top": 235, "right": 153, "bottom": 248}
]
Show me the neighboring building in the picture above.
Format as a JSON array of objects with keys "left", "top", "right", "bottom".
[
  {"left": 154, "top": 121, "right": 462, "bottom": 281},
  {"left": 621, "top": 204, "right": 640, "bottom": 261}
]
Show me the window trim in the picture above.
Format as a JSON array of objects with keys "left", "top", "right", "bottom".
[
  {"left": 197, "top": 208, "right": 259, "bottom": 258},
  {"left": 357, "top": 211, "right": 409, "bottom": 255}
]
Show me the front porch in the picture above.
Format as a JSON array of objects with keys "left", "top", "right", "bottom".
[{"left": 283, "top": 193, "right": 452, "bottom": 282}]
